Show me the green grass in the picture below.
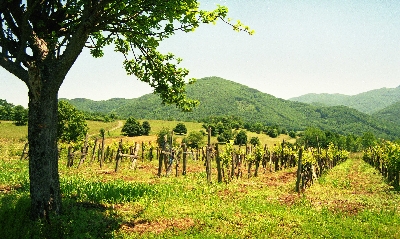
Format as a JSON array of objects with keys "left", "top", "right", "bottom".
[
  {"left": 0, "top": 152, "right": 399, "bottom": 238},
  {"left": 0, "top": 121, "right": 28, "bottom": 140}
]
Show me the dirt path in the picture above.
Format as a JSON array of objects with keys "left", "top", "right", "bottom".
[{"left": 89, "top": 120, "right": 123, "bottom": 137}]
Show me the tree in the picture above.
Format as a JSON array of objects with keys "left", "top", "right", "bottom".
[
  {"left": 217, "top": 129, "right": 233, "bottom": 143},
  {"left": 249, "top": 136, "right": 260, "bottom": 147},
  {"left": 13, "top": 105, "right": 28, "bottom": 126},
  {"left": 0, "top": 1, "right": 251, "bottom": 219},
  {"left": 183, "top": 131, "right": 205, "bottom": 149},
  {"left": 121, "top": 117, "right": 143, "bottom": 137},
  {"left": 142, "top": 121, "right": 151, "bottom": 136},
  {"left": 234, "top": 130, "right": 247, "bottom": 145},
  {"left": 0, "top": 99, "right": 14, "bottom": 120},
  {"left": 361, "top": 131, "right": 376, "bottom": 149},
  {"left": 173, "top": 123, "right": 187, "bottom": 135},
  {"left": 57, "top": 101, "right": 88, "bottom": 143}
]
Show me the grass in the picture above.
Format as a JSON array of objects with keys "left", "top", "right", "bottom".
[{"left": 0, "top": 150, "right": 399, "bottom": 238}]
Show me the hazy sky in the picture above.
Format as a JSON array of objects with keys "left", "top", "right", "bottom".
[{"left": 1, "top": 0, "right": 400, "bottom": 107}]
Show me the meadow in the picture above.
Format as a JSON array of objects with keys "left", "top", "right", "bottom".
[{"left": 0, "top": 120, "right": 399, "bottom": 238}]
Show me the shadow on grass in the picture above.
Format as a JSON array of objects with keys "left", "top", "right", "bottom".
[{"left": 0, "top": 193, "right": 122, "bottom": 239}]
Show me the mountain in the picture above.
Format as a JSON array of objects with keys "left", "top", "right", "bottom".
[
  {"left": 372, "top": 101, "right": 400, "bottom": 125},
  {"left": 289, "top": 86, "right": 400, "bottom": 114},
  {"left": 63, "top": 77, "right": 400, "bottom": 139}
]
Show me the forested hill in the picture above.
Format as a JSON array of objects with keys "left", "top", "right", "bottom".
[
  {"left": 372, "top": 101, "right": 400, "bottom": 125},
  {"left": 289, "top": 85, "right": 400, "bottom": 114},
  {"left": 63, "top": 77, "right": 400, "bottom": 139}
]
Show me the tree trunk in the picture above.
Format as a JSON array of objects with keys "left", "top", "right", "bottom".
[{"left": 27, "top": 69, "right": 62, "bottom": 219}]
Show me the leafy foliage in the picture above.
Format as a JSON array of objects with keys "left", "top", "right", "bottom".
[
  {"left": 141, "top": 121, "right": 151, "bottom": 136},
  {"left": 12, "top": 105, "right": 28, "bottom": 126},
  {"left": 173, "top": 123, "right": 187, "bottom": 135},
  {"left": 0, "top": 99, "right": 28, "bottom": 125},
  {"left": 57, "top": 101, "right": 88, "bottom": 143},
  {"left": 249, "top": 136, "right": 261, "bottom": 146},
  {"left": 121, "top": 117, "right": 143, "bottom": 137},
  {"left": 234, "top": 130, "right": 247, "bottom": 145},
  {"left": 183, "top": 131, "right": 205, "bottom": 149}
]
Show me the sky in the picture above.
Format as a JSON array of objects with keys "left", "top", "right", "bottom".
[{"left": 1, "top": 0, "right": 400, "bottom": 107}]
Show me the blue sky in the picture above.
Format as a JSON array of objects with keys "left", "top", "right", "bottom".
[{"left": 1, "top": 0, "right": 400, "bottom": 107}]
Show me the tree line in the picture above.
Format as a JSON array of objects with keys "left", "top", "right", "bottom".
[{"left": 0, "top": 99, "right": 28, "bottom": 125}]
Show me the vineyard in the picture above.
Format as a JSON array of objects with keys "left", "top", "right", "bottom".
[
  {"left": 363, "top": 140, "right": 400, "bottom": 189},
  {"left": 0, "top": 121, "right": 399, "bottom": 238}
]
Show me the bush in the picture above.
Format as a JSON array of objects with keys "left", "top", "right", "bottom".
[
  {"left": 249, "top": 136, "right": 260, "bottom": 146},
  {"left": 234, "top": 130, "right": 247, "bottom": 145},
  {"left": 183, "top": 131, "right": 205, "bottom": 149},
  {"left": 58, "top": 100, "right": 88, "bottom": 143},
  {"left": 121, "top": 117, "right": 143, "bottom": 137},
  {"left": 173, "top": 123, "right": 187, "bottom": 135},
  {"left": 142, "top": 121, "right": 151, "bottom": 135}
]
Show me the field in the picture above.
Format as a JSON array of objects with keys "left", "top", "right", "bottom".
[{"left": 0, "top": 121, "right": 399, "bottom": 238}]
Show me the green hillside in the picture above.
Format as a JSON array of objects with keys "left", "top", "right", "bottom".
[
  {"left": 290, "top": 86, "right": 400, "bottom": 114},
  {"left": 373, "top": 101, "right": 400, "bottom": 125},
  {"left": 63, "top": 77, "right": 400, "bottom": 139}
]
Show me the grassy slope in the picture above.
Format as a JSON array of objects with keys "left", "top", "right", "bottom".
[{"left": 0, "top": 150, "right": 399, "bottom": 238}]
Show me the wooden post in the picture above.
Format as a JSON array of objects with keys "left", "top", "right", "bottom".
[
  {"left": 78, "top": 134, "right": 88, "bottom": 168},
  {"left": 206, "top": 127, "right": 212, "bottom": 183},
  {"left": 158, "top": 136, "right": 166, "bottom": 177},
  {"left": 182, "top": 143, "right": 187, "bottom": 176},
  {"left": 90, "top": 137, "right": 98, "bottom": 163},
  {"left": 115, "top": 139, "right": 123, "bottom": 172},
  {"left": 296, "top": 148, "right": 303, "bottom": 193},
  {"left": 100, "top": 132, "right": 105, "bottom": 168},
  {"left": 216, "top": 144, "right": 222, "bottom": 183},
  {"left": 141, "top": 141, "right": 144, "bottom": 162},
  {"left": 67, "top": 146, "right": 73, "bottom": 167},
  {"left": 20, "top": 142, "right": 28, "bottom": 160}
]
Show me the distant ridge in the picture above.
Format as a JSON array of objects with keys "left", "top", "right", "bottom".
[
  {"left": 289, "top": 86, "right": 400, "bottom": 114},
  {"left": 63, "top": 77, "right": 400, "bottom": 139}
]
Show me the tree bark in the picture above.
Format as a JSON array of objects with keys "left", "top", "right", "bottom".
[{"left": 27, "top": 65, "right": 62, "bottom": 219}]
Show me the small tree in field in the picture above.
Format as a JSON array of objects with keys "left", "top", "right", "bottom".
[
  {"left": 183, "top": 131, "right": 205, "bottom": 149},
  {"left": 174, "top": 123, "right": 187, "bottom": 135},
  {"left": 121, "top": 117, "right": 143, "bottom": 137},
  {"left": 13, "top": 105, "right": 28, "bottom": 126},
  {"left": 142, "top": 121, "right": 151, "bottom": 136},
  {"left": 57, "top": 101, "right": 88, "bottom": 143},
  {"left": 235, "top": 130, "right": 248, "bottom": 145},
  {"left": 249, "top": 136, "right": 261, "bottom": 147}
]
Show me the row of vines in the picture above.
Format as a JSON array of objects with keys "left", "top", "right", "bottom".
[
  {"left": 363, "top": 141, "right": 400, "bottom": 189},
  {"left": 36, "top": 136, "right": 351, "bottom": 191}
]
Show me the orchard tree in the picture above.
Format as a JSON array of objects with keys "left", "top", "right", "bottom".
[{"left": 0, "top": 1, "right": 251, "bottom": 219}]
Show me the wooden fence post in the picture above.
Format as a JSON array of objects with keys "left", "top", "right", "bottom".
[
  {"left": 206, "top": 127, "right": 212, "bottom": 183},
  {"left": 20, "top": 142, "right": 28, "bottom": 160},
  {"left": 296, "top": 148, "right": 303, "bottom": 193},
  {"left": 216, "top": 144, "right": 222, "bottom": 183},
  {"left": 90, "top": 137, "right": 98, "bottom": 163},
  {"left": 78, "top": 134, "right": 88, "bottom": 168},
  {"left": 182, "top": 143, "right": 187, "bottom": 176},
  {"left": 115, "top": 139, "right": 123, "bottom": 172}
]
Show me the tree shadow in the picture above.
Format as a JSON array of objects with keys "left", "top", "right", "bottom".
[{"left": 0, "top": 193, "right": 121, "bottom": 239}]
